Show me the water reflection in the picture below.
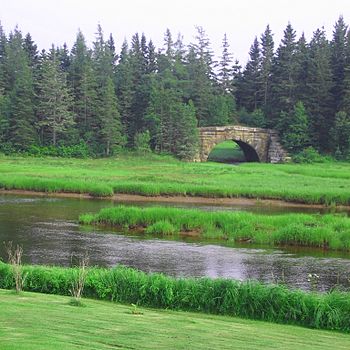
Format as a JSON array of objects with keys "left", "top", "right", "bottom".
[{"left": 1, "top": 194, "right": 350, "bottom": 292}]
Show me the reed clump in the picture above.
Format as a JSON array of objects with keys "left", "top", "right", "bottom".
[{"left": 80, "top": 206, "right": 350, "bottom": 250}]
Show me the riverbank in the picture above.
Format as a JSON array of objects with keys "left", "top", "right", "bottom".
[
  {"left": 3, "top": 188, "right": 349, "bottom": 211},
  {"left": 2, "top": 289, "right": 349, "bottom": 350},
  {"left": 0, "top": 155, "right": 350, "bottom": 205},
  {"left": 80, "top": 205, "right": 350, "bottom": 250},
  {"left": 1, "top": 263, "right": 350, "bottom": 333}
]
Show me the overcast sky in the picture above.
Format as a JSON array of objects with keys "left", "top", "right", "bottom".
[{"left": 2, "top": 0, "right": 350, "bottom": 64}]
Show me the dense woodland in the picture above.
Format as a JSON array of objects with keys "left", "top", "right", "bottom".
[{"left": 0, "top": 17, "right": 350, "bottom": 159}]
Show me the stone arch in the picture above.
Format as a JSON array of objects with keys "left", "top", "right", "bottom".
[{"left": 194, "top": 125, "right": 289, "bottom": 163}]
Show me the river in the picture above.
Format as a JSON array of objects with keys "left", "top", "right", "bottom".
[{"left": 1, "top": 193, "right": 350, "bottom": 292}]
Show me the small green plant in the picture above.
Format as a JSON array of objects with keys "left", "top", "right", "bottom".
[
  {"left": 131, "top": 303, "right": 143, "bottom": 315},
  {"left": 4, "top": 241, "right": 27, "bottom": 294},
  {"left": 145, "top": 220, "right": 177, "bottom": 235}
]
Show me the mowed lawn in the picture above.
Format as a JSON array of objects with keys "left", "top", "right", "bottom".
[
  {"left": 0, "top": 154, "right": 350, "bottom": 204},
  {"left": 1, "top": 290, "right": 350, "bottom": 350}
]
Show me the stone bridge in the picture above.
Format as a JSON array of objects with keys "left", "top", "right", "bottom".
[{"left": 194, "top": 125, "right": 289, "bottom": 163}]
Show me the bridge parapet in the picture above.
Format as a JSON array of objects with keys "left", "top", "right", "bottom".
[{"left": 194, "top": 125, "right": 289, "bottom": 163}]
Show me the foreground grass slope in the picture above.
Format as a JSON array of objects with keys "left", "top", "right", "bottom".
[
  {"left": 0, "top": 154, "right": 350, "bottom": 204},
  {"left": 80, "top": 206, "right": 350, "bottom": 250},
  {"left": 1, "top": 262, "right": 350, "bottom": 332},
  {"left": 1, "top": 290, "right": 350, "bottom": 350}
]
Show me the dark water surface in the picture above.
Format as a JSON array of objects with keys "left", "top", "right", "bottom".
[{"left": 1, "top": 193, "right": 350, "bottom": 292}]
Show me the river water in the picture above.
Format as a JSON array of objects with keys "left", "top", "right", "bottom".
[{"left": 1, "top": 193, "right": 350, "bottom": 292}]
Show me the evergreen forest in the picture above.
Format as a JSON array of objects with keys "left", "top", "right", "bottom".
[{"left": 1, "top": 17, "right": 350, "bottom": 160}]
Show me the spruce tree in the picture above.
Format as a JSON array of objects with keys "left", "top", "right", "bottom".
[
  {"left": 8, "top": 63, "right": 37, "bottom": 149},
  {"left": 37, "top": 48, "right": 75, "bottom": 146},
  {"left": 5, "top": 28, "right": 36, "bottom": 149},
  {"left": 115, "top": 39, "right": 133, "bottom": 139},
  {"left": 218, "top": 33, "right": 234, "bottom": 94},
  {"left": 0, "top": 22, "right": 7, "bottom": 91},
  {"left": 69, "top": 30, "right": 98, "bottom": 145},
  {"left": 98, "top": 77, "right": 125, "bottom": 155},
  {"left": 294, "top": 33, "right": 309, "bottom": 103},
  {"left": 259, "top": 25, "right": 274, "bottom": 114},
  {"left": 331, "top": 16, "right": 348, "bottom": 112},
  {"left": 278, "top": 101, "right": 309, "bottom": 153},
  {"left": 341, "top": 30, "right": 350, "bottom": 115},
  {"left": 187, "top": 26, "right": 216, "bottom": 126},
  {"left": 305, "top": 28, "right": 333, "bottom": 151},
  {"left": 237, "top": 37, "right": 261, "bottom": 112},
  {"left": 331, "top": 111, "right": 350, "bottom": 157},
  {"left": 271, "top": 23, "right": 298, "bottom": 126},
  {"left": 173, "top": 100, "right": 198, "bottom": 160}
]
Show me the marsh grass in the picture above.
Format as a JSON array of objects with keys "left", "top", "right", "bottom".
[
  {"left": 0, "top": 262, "right": 350, "bottom": 332},
  {"left": 80, "top": 206, "right": 350, "bottom": 250},
  {"left": 0, "top": 155, "right": 350, "bottom": 204}
]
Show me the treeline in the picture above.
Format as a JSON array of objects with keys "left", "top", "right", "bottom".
[{"left": 0, "top": 17, "right": 350, "bottom": 159}]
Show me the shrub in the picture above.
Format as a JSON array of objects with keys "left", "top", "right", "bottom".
[{"left": 293, "top": 147, "right": 330, "bottom": 163}]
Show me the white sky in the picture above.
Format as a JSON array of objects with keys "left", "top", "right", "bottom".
[{"left": 2, "top": 0, "right": 350, "bottom": 64}]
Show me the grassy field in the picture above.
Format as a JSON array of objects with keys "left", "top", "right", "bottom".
[
  {"left": 0, "top": 154, "right": 350, "bottom": 205},
  {"left": 80, "top": 205, "right": 350, "bottom": 250},
  {"left": 1, "top": 290, "right": 350, "bottom": 350}
]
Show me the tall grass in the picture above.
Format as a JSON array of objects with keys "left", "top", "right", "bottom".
[
  {"left": 0, "top": 262, "right": 349, "bottom": 332},
  {"left": 80, "top": 206, "right": 350, "bottom": 250},
  {"left": 0, "top": 155, "right": 350, "bottom": 204},
  {"left": 0, "top": 174, "right": 113, "bottom": 197}
]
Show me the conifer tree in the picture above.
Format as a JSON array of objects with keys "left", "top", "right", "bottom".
[
  {"left": 331, "top": 16, "right": 348, "bottom": 112},
  {"left": 237, "top": 37, "right": 261, "bottom": 112},
  {"left": 37, "top": 48, "right": 74, "bottom": 146},
  {"left": 57, "top": 43, "right": 71, "bottom": 73},
  {"left": 173, "top": 100, "right": 198, "bottom": 159},
  {"left": 259, "top": 25, "right": 274, "bottom": 114},
  {"left": 5, "top": 28, "right": 36, "bottom": 149},
  {"left": 147, "top": 40, "right": 157, "bottom": 74},
  {"left": 271, "top": 23, "right": 298, "bottom": 125},
  {"left": 115, "top": 39, "right": 133, "bottom": 138},
  {"left": 23, "top": 33, "right": 39, "bottom": 69},
  {"left": 187, "top": 26, "right": 216, "bottom": 126},
  {"left": 278, "top": 101, "right": 309, "bottom": 153},
  {"left": 305, "top": 28, "right": 333, "bottom": 151},
  {"left": 342, "top": 30, "right": 350, "bottom": 115},
  {"left": 0, "top": 22, "right": 7, "bottom": 91},
  {"left": 331, "top": 111, "right": 350, "bottom": 157},
  {"left": 98, "top": 77, "right": 125, "bottom": 155},
  {"left": 218, "top": 33, "right": 234, "bottom": 94},
  {"left": 69, "top": 30, "right": 98, "bottom": 144},
  {"left": 294, "top": 33, "right": 309, "bottom": 103}
]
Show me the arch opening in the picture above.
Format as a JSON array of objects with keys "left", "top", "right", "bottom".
[{"left": 207, "top": 140, "right": 260, "bottom": 163}]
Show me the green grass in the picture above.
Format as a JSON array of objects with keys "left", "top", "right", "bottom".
[
  {"left": 0, "top": 154, "right": 350, "bottom": 204},
  {"left": 2, "top": 290, "right": 350, "bottom": 350},
  {"left": 80, "top": 205, "right": 350, "bottom": 250},
  {"left": 207, "top": 140, "right": 245, "bottom": 163},
  {"left": 1, "top": 262, "right": 350, "bottom": 332}
]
